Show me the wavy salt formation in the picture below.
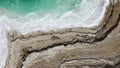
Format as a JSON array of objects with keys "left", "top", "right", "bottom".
[{"left": 0, "top": 0, "right": 120, "bottom": 68}]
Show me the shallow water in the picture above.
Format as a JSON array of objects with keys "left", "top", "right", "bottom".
[
  {"left": 0, "top": 0, "right": 102, "bottom": 32},
  {"left": 0, "top": 0, "right": 109, "bottom": 34},
  {"left": 0, "top": 0, "right": 81, "bottom": 15}
]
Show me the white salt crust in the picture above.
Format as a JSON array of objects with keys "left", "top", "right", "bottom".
[{"left": 0, "top": 0, "right": 110, "bottom": 68}]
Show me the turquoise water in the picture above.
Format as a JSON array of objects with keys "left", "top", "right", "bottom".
[
  {"left": 0, "top": 0, "right": 81, "bottom": 15},
  {"left": 0, "top": 0, "right": 102, "bottom": 33}
]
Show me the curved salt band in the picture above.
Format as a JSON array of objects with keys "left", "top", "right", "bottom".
[{"left": 0, "top": 0, "right": 109, "bottom": 34}]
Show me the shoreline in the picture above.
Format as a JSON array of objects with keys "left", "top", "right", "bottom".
[
  {"left": 4, "top": 0, "right": 120, "bottom": 68},
  {"left": 0, "top": 0, "right": 109, "bottom": 34},
  {"left": 0, "top": 0, "right": 120, "bottom": 68}
]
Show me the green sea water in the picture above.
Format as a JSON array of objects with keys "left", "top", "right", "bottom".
[{"left": 0, "top": 0, "right": 81, "bottom": 15}]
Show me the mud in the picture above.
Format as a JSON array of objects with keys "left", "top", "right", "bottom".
[{"left": 5, "top": 0, "right": 120, "bottom": 68}]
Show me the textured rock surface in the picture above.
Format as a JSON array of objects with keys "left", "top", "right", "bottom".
[{"left": 5, "top": 0, "right": 120, "bottom": 68}]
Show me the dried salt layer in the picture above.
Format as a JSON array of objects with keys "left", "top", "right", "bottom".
[{"left": 0, "top": 0, "right": 110, "bottom": 68}]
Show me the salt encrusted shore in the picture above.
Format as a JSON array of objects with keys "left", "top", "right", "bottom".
[
  {"left": 0, "top": 0, "right": 120, "bottom": 68},
  {"left": 0, "top": 0, "right": 109, "bottom": 34}
]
